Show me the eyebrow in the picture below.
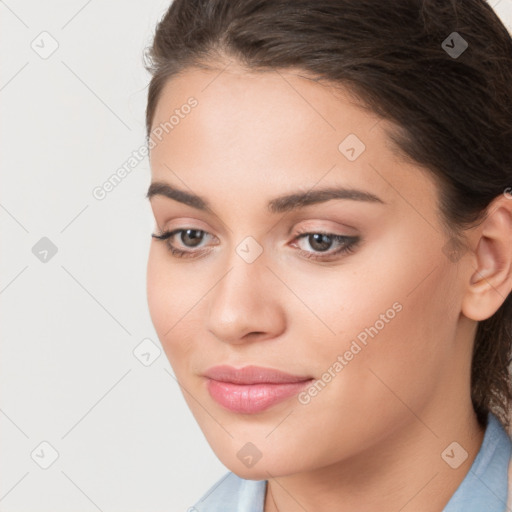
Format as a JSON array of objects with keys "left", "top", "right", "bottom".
[{"left": 146, "top": 181, "right": 385, "bottom": 214}]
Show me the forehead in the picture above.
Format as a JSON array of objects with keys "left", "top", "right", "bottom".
[
  {"left": 151, "top": 65, "right": 384, "bottom": 144},
  {"left": 149, "top": 65, "right": 440, "bottom": 219}
]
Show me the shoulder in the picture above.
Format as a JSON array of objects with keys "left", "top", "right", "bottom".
[{"left": 190, "top": 471, "right": 267, "bottom": 512}]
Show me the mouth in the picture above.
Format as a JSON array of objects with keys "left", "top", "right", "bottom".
[{"left": 203, "top": 365, "right": 315, "bottom": 414}]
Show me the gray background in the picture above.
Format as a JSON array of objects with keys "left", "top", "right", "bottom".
[{"left": 1, "top": 1, "right": 511, "bottom": 510}]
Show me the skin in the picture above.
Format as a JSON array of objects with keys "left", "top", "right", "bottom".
[{"left": 146, "top": 62, "right": 512, "bottom": 512}]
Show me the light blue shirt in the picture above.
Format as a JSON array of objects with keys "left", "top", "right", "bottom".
[{"left": 190, "top": 412, "right": 511, "bottom": 511}]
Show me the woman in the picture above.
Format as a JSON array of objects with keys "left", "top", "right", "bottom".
[{"left": 144, "top": 1, "right": 512, "bottom": 510}]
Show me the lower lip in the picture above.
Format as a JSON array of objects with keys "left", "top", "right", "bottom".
[{"left": 206, "top": 378, "right": 314, "bottom": 414}]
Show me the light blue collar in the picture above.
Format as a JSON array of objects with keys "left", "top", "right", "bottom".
[{"left": 443, "top": 412, "right": 511, "bottom": 511}]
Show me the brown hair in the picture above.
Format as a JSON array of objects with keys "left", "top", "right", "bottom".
[{"left": 144, "top": 0, "right": 512, "bottom": 429}]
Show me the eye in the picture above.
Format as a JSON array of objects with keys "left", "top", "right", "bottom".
[
  {"left": 151, "top": 228, "right": 214, "bottom": 258},
  {"left": 291, "top": 229, "right": 360, "bottom": 261}
]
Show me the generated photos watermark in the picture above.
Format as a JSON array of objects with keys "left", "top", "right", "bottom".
[
  {"left": 92, "top": 97, "right": 198, "bottom": 201},
  {"left": 298, "top": 301, "right": 403, "bottom": 405}
]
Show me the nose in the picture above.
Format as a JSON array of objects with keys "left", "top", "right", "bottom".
[{"left": 205, "top": 256, "right": 286, "bottom": 345}]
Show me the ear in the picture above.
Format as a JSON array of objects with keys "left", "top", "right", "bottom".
[{"left": 461, "top": 193, "right": 512, "bottom": 322}]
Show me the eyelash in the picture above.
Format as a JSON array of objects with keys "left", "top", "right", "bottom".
[{"left": 151, "top": 227, "right": 359, "bottom": 262}]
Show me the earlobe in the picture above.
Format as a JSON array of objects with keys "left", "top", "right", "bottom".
[{"left": 461, "top": 196, "right": 512, "bottom": 322}]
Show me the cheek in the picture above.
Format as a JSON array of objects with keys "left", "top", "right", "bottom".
[
  {"left": 146, "top": 246, "right": 206, "bottom": 369},
  {"left": 146, "top": 247, "right": 185, "bottom": 350},
  {"left": 279, "top": 261, "right": 457, "bottom": 460},
  {"left": 294, "top": 232, "right": 458, "bottom": 401},
  {"left": 146, "top": 246, "right": 167, "bottom": 331}
]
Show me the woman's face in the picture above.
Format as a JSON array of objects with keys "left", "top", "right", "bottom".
[{"left": 146, "top": 65, "right": 471, "bottom": 478}]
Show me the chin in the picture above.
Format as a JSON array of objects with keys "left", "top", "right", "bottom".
[{"left": 220, "top": 450, "right": 300, "bottom": 480}]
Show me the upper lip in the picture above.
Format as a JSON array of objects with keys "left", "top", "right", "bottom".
[{"left": 204, "top": 365, "right": 314, "bottom": 385}]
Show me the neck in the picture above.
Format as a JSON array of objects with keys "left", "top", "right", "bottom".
[{"left": 264, "top": 403, "right": 485, "bottom": 512}]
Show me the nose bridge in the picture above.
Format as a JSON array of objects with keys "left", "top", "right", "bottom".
[{"left": 214, "top": 230, "right": 270, "bottom": 303}]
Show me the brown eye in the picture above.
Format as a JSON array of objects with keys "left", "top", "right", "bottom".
[
  {"left": 306, "top": 233, "right": 334, "bottom": 252},
  {"left": 151, "top": 228, "right": 214, "bottom": 258},
  {"left": 180, "top": 229, "right": 205, "bottom": 247},
  {"left": 292, "top": 230, "right": 360, "bottom": 262}
]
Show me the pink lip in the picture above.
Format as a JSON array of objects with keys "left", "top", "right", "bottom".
[{"left": 204, "top": 365, "right": 314, "bottom": 414}]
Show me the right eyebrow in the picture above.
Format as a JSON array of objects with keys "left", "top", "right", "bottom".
[{"left": 146, "top": 182, "right": 210, "bottom": 210}]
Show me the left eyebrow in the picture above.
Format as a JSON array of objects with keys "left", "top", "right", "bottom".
[
  {"left": 267, "top": 186, "right": 385, "bottom": 213},
  {"left": 146, "top": 181, "right": 385, "bottom": 213}
]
